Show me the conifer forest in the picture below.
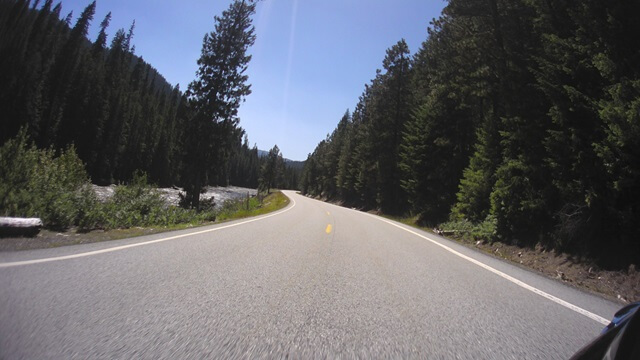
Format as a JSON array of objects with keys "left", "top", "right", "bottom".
[
  {"left": 299, "top": 0, "right": 640, "bottom": 268},
  {"left": 0, "top": 0, "right": 298, "bottom": 198}
]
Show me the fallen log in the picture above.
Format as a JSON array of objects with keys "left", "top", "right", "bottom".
[
  {"left": 434, "top": 228, "right": 469, "bottom": 236},
  {"left": 0, "top": 217, "right": 43, "bottom": 237}
]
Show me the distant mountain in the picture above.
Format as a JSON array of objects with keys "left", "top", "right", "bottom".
[
  {"left": 257, "top": 149, "right": 305, "bottom": 169},
  {"left": 284, "top": 159, "right": 305, "bottom": 170}
]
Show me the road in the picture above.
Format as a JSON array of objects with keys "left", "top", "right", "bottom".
[{"left": 0, "top": 190, "right": 620, "bottom": 359}]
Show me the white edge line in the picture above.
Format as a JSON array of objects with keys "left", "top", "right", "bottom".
[
  {"left": 358, "top": 212, "right": 610, "bottom": 326},
  {"left": 0, "top": 195, "right": 297, "bottom": 268}
]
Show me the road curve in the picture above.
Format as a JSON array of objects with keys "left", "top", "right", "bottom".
[{"left": 0, "top": 190, "right": 620, "bottom": 359}]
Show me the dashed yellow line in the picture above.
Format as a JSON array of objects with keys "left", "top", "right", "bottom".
[
  {"left": 325, "top": 224, "right": 332, "bottom": 234},
  {"left": 326, "top": 211, "right": 330, "bottom": 216}
]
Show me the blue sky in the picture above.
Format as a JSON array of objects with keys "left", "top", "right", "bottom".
[{"left": 63, "top": 0, "right": 446, "bottom": 161}]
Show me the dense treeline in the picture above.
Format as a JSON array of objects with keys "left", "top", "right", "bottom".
[
  {"left": 0, "top": 0, "right": 186, "bottom": 185},
  {"left": 300, "top": 0, "right": 640, "bottom": 268},
  {"left": 0, "top": 130, "right": 218, "bottom": 231},
  {"left": 225, "top": 139, "right": 301, "bottom": 191},
  {"left": 0, "top": 0, "right": 299, "bottom": 198}
]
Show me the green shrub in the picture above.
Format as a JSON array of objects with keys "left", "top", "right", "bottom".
[
  {"left": 438, "top": 214, "right": 497, "bottom": 243},
  {"left": 28, "top": 146, "right": 90, "bottom": 229},
  {"left": 216, "top": 196, "right": 256, "bottom": 221},
  {"left": 472, "top": 215, "right": 497, "bottom": 241},
  {"left": 0, "top": 130, "right": 39, "bottom": 217},
  {"left": 0, "top": 132, "right": 215, "bottom": 232},
  {"left": 0, "top": 130, "right": 96, "bottom": 230},
  {"left": 75, "top": 184, "right": 105, "bottom": 232},
  {"left": 97, "top": 172, "right": 215, "bottom": 229},
  {"left": 100, "top": 172, "right": 165, "bottom": 228}
]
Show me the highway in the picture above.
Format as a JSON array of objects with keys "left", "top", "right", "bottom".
[{"left": 0, "top": 190, "right": 621, "bottom": 359}]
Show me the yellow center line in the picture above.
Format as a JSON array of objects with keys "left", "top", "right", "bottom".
[{"left": 325, "top": 224, "right": 332, "bottom": 234}]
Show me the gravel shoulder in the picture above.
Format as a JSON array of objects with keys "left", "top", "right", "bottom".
[
  {"left": 0, "top": 225, "right": 211, "bottom": 252},
  {"left": 460, "top": 238, "right": 640, "bottom": 304}
]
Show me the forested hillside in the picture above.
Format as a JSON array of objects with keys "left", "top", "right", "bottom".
[
  {"left": 1, "top": 0, "right": 182, "bottom": 185},
  {"left": 300, "top": 0, "right": 640, "bottom": 268},
  {"left": 0, "top": 0, "right": 300, "bottom": 195}
]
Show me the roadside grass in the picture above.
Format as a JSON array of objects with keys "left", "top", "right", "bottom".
[
  {"left": 379, "top": 213, "right": 496, "bottom": 244},
  {"left": 216, "top": 191, "right": 289, "bottom": 222},
  {"left": 379, "top": 214, "right": 422, "bottom": 228},
  {"left": 0, "top": 191, "right": 290, "bottom": 251}
]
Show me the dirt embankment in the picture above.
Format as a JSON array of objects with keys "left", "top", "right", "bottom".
[
  {"left": 457, "top": 237, "right": 639, "bottom": 304},
  {"left": 0, "top": 227, "right": 178, "bottom": 252}
]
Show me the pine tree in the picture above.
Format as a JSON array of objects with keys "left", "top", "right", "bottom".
[
  {"left": 181, "top": 0, "right": 257, "bottom": 209},
  {"left": 400, "top": 9, "right": 478, "bottom": 224},
  {"left": 43, "top": 1, "right": 96, "bottom": 147},
  {"left": 374, "top": 40, "right": 412, "bottom": 214},
  {"left": 535, "top": 0, "right": 640, "bottom": 264},
  {"left": 259, "top": 144, "right": 283, "bottom": 194}
]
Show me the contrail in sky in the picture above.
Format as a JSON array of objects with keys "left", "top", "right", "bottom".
[{"left": 281, "top": 0, "right": 298, "bottom": 142}]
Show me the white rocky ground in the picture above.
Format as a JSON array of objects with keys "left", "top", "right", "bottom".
[{"left": 92, "top": 185, "right": 257, "bottom": 209}]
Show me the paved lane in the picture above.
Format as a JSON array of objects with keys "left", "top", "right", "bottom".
[{"left": 0, "top": 191, "right": 620, "bottom": 358}]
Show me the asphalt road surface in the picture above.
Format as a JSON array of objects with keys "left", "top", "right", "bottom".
[{"left": 0, "top": 190, "right": 621, "bottom": 359}]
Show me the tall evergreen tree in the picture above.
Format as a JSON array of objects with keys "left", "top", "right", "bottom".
[
  {"left": 535, "top": 0, "right": 640, "bottom": 263},
  {"left": 400, "top": 8, "right": 479, "bottom": 224},
  {"left": 181, "top": 0, "right": 257, "bottom": 209},
  {"left": 259, "top": 144, "right": 284, "bottom": 193},
  {"left": 374, "top": 39, "right": 412, "bottom": 214},
  {"left": 43, "top": 1, "right": 96, "bottom": 147}
]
